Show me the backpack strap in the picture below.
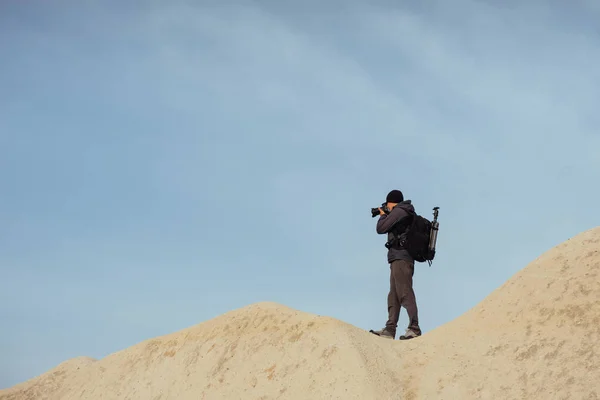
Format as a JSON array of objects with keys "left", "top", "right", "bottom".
[{"left": 386, "top": 210, "right": 414, "bottom": 249}]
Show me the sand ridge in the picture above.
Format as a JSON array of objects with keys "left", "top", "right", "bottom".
[{"left": 2, "top": 227, "right": 599, "bottom": 399}]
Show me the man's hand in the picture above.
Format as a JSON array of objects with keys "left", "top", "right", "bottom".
[{"left": 378, "top": 208, "right": 386, "bottom": 216}]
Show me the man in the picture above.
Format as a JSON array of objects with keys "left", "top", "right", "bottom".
[{"left": 370, "top": 189, "right": 422, "bottom": 340}]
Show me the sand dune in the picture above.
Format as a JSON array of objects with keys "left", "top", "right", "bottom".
[{"left": 2, "top": 227, "right": 599, "bottom": 399}]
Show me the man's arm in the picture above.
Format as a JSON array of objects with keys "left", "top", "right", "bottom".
[{"left": 376, "top": 206, "right": 409, "bottom": 234}]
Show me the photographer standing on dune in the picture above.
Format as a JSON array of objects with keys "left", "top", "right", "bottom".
[{"left": 370, "top": 189, "right": 422, "bottom": 340}]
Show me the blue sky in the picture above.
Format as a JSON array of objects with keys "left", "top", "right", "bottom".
[{"left": 1, "top": 0, "right": 599, "bottom": 389}]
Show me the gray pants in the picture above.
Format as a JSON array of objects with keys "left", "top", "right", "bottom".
[{"left": 385, "top": 259, "right": 421, "bottom": 336}]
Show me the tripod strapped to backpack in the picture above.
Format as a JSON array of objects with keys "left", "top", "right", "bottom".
[
  {"left": 387, "top": 206, "right": 441, "bottom": 267},
  {"left": 427, "top": 207, "right": 440, "bottom": 266}
]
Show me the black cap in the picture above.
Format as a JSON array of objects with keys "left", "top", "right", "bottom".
[{"left": 386, "top": 190, "right": 404, "bottom": 203}]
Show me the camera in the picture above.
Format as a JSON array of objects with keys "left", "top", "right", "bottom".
[{"left": 371, "top": 203, "right": 390, "bottom": 218}]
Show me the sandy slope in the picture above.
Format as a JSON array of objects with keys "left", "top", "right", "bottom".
[{"left": 2, "top": 227, "right": 599, "bottom": 400}]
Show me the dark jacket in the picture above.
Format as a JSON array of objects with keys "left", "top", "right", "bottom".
[{"left": 376, "top": 200, "right": 415, "bottom": 263}]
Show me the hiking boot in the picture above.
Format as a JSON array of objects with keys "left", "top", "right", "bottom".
[
  {"left": 398, "top": 328, "right": 421, "bottom": 340},
  {"left": 369, "top": 328, "right": 395, "bottom": 339}
]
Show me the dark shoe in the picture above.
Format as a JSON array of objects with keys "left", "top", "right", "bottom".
[
  {"left": 369, "top": 328, "right": 395, "bottom": 339},
  {"left": 398, "top": 328, "right": 421, "bottom": 340}
]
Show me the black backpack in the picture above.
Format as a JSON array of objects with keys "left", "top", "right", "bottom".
[{"left": 390, "top": 211, "right": 436, "bottom": 266}]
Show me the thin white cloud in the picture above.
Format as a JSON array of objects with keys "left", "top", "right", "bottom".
[{"left": 129, "top": 2, "right": 492, "bottom": 170}]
